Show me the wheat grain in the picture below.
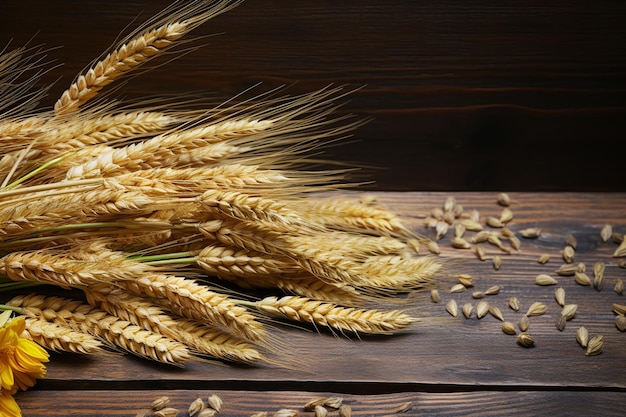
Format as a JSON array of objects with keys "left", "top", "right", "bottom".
[
  {"left": 446, "top": 299, "right": 458, "bottom": 317},
  {"left": 22, "top": 316, "right": 105, "bottom": 354}
]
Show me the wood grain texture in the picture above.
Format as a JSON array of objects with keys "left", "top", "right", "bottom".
[
  {"left": 16, "top": 389, "right": 626, "bottom": 416},
  {"left": 1, "top": 1, "right": 625, "bottom": 190}
]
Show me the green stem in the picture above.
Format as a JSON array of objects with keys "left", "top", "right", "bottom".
[
  {"left": 0, "top": 304, "right": 24, "bottom": 314},
  {"left": 5, "top": 154, "right": 68, "bottom": 190},
  {"left": 0, "top": 281, "right": 45, "bottom": 291},
  {"left": 144, "top": 257, "right": 198, "bottom": 266}
]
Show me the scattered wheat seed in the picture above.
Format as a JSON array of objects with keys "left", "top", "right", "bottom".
[
  {"left": 562, "top": 246, "right": 575, "bottom": 263},
  {"left": 555, "top": 264, "right": 578, "bottom": 276},
  {"left": 613, "top": 303, "right": 626, "bottom": 315},
  {"left": 444, "top": 196, "right": 456, "bottom": 213},
  {"left": 538, "top": 254, "right": 550, "bottom": 264},
  {"left": 615, "top": 315, "right": 626, "bottom": 332},
  {"left": 575, "top": 272, "right": 592, "bottom": 286},
  {"left": 487, "top": 234, "right": 510, "bottom": 253},
  {"left": 615, "top": 279, "right": 624, "bottom": 296},
  {"left": 462, "top": 303, "right": 473, "bottom": 319},
  {"left": 474, "top": 244, "right": 486, "bottom": 261},
  {"left": 520, "top": 227, "right": 542, "bottom": 238},
  {"left": 577, "top": 262, "right": 586, "bottom": 273},
  {"left": 152, "top": 397, "right": 171, "bottom": 412},
  {"left": 509, "top": 297, "right": 520, "bottom": 312},
  {"left": 619, "top": 260, "right": 626, "bottom": 269},
  {"left": 435, "top": 221, "right": 449, "bottom": 239},
  {"left": 526, "top": 302, "right": 547, "bottom": 317},
  {"left": 431, "top": 207, "right": 444, "bottom": 220},
  {"left": 155, "top": 408, "right": 178, "bottom": 417},
  {"left": 446, "top": 299, "right": 458, "bottom": 318},
  {"left": 565, "top": 234, "right": 577, "bottom": 248},
  {"left": 576, "top": 327, "right": 589, "bottom": 348},
  {"left": 314, "top": 405, "right": 328, "bottom": 417},
  {"left": 304, "top": 398, "right": 326, "bottom": 411},
  {"left": 555, "top": 287, "right": 566, "bottom": 307},
  {"left": 517, "top": 332, "right": 535, "bottom": 348},
  {"left": 486, "top": 216, "right": 504, "bottom": 228},
  {"left": 555, "top": 315, "right": 567, "bottom": 331},
  {"left": 535, "top": 274, "right": 558, "bottom": 286},
  {"left": 472, "top": 231, "right": 491, "bottom": 243},
  {"left": 472, "top": 291, "right": 486, "bottom": 299},
  {"left": 426, "top": 240, "right": 441, "bottom": 255},
  {"left": 476, "top": 300, "right": 490, "bottom": 319},
  {"left": 451, "top": 236, "right": 471, "bottom": 249},
  {"left": 501, "top": 227, "right": 515, "bottom": 238},
  {"left": 561, "top": 304, "right": 578, "bottom": 321},
  {"left": 585, "top": 335, "right": 604, "bottom": 356},
  {"left": 502, "top": 321, "right": 516, "bottom": 335},
  {"left": 509, "top": 235, "right": 521, "bottom": 251},
  {"left": 198, "top": 409, "right": 217, "bottom": 417},
  {"left": 593, "top": 261, "right": 605, "bottom": 291},
  {"left": 485, "top": 285, "right": 501, "bottom": 296},
  {"left": 492, "top": 255, "right": 502, "bottom": 270},
  {"left": 189, "top": 398, "right": 206, "bottom": 417},
  {"left": 489, "top": 305, "right": 504, "bottom": 321},
  {"left": 500, "top": 208, "right": 514, "bottom": 224},
  {"left": 455, "top": 224, "right": 466, "bottom": 238},
  {"left": 518, "top": 315, "right": 530, "bottom": 332},
  {"left": 600, "top": 224, "right": 613, "bottom": 242},
  {"left": 460, "top": 219, "right": 483, "bottom": 232},
  {"left": 613, "top": 239, "right": 626, "bottom": 257},
  {"left": 457, "top": 274, "right": 474, "bottom": 287},
  {"left": 322, "top": 398, "right": 343, "bottom": 409},
  {"left": 497, "top": 193, "right": 511, "bottom": 206},
  {"left": 250, "top": 413, "right": 268, "bottom": 417},
  {"left": 207, "top": 395, "right": 222, "bottom": 412},
  {"left": 612, "top": 232, "right": 624, "bottom": 244},
  {"left": 394, "top": 401, "right": 413, "bottom": 413},
  {"left": 449, "top": 283, "right": 466, "bottom": 293},
  {"left": 430, "top": 289, "right": 440, "bottom": 303},
  {"left": 338, "top": 404, "right": 352, "bottom": 417}
]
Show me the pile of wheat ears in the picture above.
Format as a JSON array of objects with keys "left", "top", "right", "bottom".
[{"left": 0, "top": 0, "right": 442, "bottom": 367}]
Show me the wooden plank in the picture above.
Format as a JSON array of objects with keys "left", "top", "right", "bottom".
[
  {"left": 16, "top": 389, "right": 626, "bottom": 416},
  {"left": 1, "top": 2, "right": 625, "bottom": 190},
  {"left": 21, "top": 192, "right": 625, "bottom": 391}
]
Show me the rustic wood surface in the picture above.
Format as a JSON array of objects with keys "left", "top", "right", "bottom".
[
  {"left": 1, "top": 0, "right": 625, "bottom": 191},
  {"left": 12, "top": 191, "right": 626, "bottom": 416}
]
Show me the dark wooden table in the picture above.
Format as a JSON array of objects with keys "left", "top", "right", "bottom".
[{"left": 15, "top": 191, "right": 626, "bottom": 416}]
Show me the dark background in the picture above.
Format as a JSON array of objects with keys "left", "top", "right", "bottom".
[{"left": 1, "top": 1, "right": 625, "bottom": 191}]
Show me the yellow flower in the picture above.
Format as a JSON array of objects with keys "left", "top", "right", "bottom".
[
  {"left": 0, "top": 389, "right": 21, "bottom": 417},
  {"left": 0, "top": 311, "right": 49, "bottom": 392}
]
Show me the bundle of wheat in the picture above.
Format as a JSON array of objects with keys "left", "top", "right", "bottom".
[{"left": 0, "top": 0, "right": 442, "bottom": 368}]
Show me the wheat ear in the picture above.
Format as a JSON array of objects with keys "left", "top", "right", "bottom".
[
  {"left": 0, "top": 249, "right": 149, "bottom": 289},
  {"left": 254, "top": 296, "right": 417, "bottom": 335},
  {"left": 9, "top": 293, "right": 193, "bottom": 365},
  {"left": 22, "top": 317, "right": 106, "bottom": 355},
  {"left": 54, "top": 0, "right": 243, "bottom": 114},
  {"left": 118, "top": 273, "right": 267, "bottom": 342}
]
